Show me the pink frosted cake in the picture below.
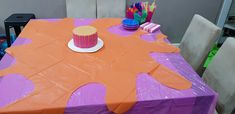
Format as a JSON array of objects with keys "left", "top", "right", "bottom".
[{"left": 72, "top": 26, "right": 98, "bottom": 48}]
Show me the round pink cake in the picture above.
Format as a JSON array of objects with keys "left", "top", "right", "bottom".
[{"left": 72, "top": 26, "right": 98, "bottom": 48}]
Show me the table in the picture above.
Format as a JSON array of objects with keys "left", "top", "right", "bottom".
[{"left": 0, "top": 18, "right": 217, "bottom": 114}]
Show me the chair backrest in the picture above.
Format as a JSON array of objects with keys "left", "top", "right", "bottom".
[
  {"left": 179, "top": 14, "right": 221, "bottom": 73},
  {"left": 66, "top": 0, "right": 97, "bottom": 18},
  {"left": 203, "top": 37, "right": 235, "bottom": 114},
  {"left": 97, "top": 0, "right": 126, "bottom": 18}
]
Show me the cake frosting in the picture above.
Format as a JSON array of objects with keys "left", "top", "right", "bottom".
[{"left": 72, "top": 26, "right": 98, "bottom": 48}]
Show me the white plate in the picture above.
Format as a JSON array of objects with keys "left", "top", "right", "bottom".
[{"left": 68, "top": 38, "right": 104, "bottom": 53}]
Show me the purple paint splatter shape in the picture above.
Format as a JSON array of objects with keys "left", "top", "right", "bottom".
[
  {"left": 0, "top": 74, "right": 34, "bottom": 108},
  {"left": 149, "top": 52, "right": 216, "bottom": 114},
  {"left": 74, "top": 19, "right": 95, "bottom": 27},
  {"left": 0, "top": 38, "right": 31, "bottom": 70},
  {"left": 12, "top": 38, "right": 32, "bottom": 46},
  {"left": 136, "top": 73, "right": 195, "bottom": 100},
  {"left": 140, "top": 32, "right": 159, "bottom": 42},
  {"left": 0, "top": 54, "right": 16, "bottom": 70},
  {"left": 108, "top": 25, "right": 136, "bottom": 37},
  {"left": 140, "top": 31, "right": 170, "bottom": 43},
  {"left": 150, "top": 52, "right": 215, "bottom": 96},
  {"left": 65, "top": 83, "right": 112, "bottom": 114},
  {"left": 0, "top": 38, "right": 34, "bottom": 108}
]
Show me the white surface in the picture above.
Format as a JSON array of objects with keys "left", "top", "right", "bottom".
[{"left": 68, "top": 38, "right": 104, "bottom": 53}]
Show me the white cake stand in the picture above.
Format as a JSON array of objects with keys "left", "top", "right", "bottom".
[{"left": 68, "top": 38, "right": 104, "bottom": 53}]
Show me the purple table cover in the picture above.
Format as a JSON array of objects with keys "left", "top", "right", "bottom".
[{"left": 0, "top": 19, "right": 217, "bottom": 114}]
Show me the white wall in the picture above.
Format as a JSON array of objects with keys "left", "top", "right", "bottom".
[
  {"left": 0, "top": 0, "right": 66, "bottom": 32},
  {"left": 0, "top": 0, "right": 223, "bottom": 43}
]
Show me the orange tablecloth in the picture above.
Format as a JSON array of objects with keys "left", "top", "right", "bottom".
[{"left": 0, "top": 18, "right": 192, "bottom": 114}]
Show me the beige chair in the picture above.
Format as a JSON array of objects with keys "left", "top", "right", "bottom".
[
  {"left": 179, "top": 14, "right": 221, "bottom": 74},
  {"left": 203, "top": 37, "right": 235, "bottom": 114},
  {"left": 97, "top": 0, "right": 126, "bottom": 18},
  {"left": 66, "top": 0, "right": 97, "bottom": 18}
]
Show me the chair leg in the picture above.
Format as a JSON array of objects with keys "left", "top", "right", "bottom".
[
  {"left": 13, "top": 26, "right": 21, "bottom": 37},
  {"left": 4, "top": 24, "right": 11, "bottom": 47},
  {"left": 196, "top": 66, "right": 206, "bottom": 76}
]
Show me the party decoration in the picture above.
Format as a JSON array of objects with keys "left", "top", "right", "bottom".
[
  {"left": 140, "top": 22, "right": 161, "bottom": 33},
  {"left": 122, "top": 19, "right": 139, "bottom": 30},
  {"left": 68, "top": 26, "right": 104, "bottom": 53},
  {"left": 126, "top": 0, "right": 157, "bottom": 24},
  {"left": 72, "top": 26, "right": 98, "bottom": 48}
]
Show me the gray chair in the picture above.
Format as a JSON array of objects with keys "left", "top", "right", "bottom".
[
  {"left": 97, "top": 0, "right": 126, "bottom": 18},
  {"left": 179, "top": 14, "right": 221, "bottom": 74},
  {"left": 66, "top": 0, "right": 97, "bottom": 18},
  {"left": 203, "top": 37, "right": 235, "bottom": 114}
]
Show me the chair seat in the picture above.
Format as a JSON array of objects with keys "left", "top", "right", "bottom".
[
  {"left": 179, "top": 14, "right": 221, "bottom": 74},
  {"left": 5, "top": 14, "right": 35, "bottom": 25},
  {"left": 203, "top": 37, "right": 235, "bottom": 114}
]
